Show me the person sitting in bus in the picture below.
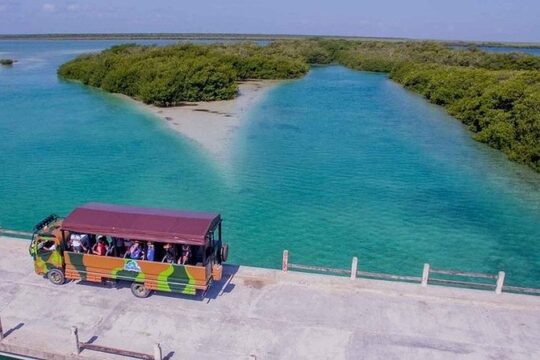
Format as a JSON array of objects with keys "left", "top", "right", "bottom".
[
  {"left": 92, "top": 237, "right": 108, "bottom": 256},
  {"left": 178, "top": 244, "right": 191, "bottom": 265},
  {"left": 80, "top": 234, "right": 91, "bottom": 253},
  {"left": 105, "top": 237, "right": 115, "bottom": 256},
  {"left": 124, "top": 239, "right": 133, "bottom": 255},
  {"left": 162, "top": 243, "right": 177, "bottom": 263},
  {"left": 42, "top": 239, "right": 57, "bottom": 251},
  {"left": 110, "top": 237, "right": 125, "bottom": 257},
  {"left": 145, "top": 242, "right": 155, "bottom": 261},
  {"left": 125, "top": 241, "right": 142, "bottom": 260},
  {"left": 70, "top": 233, "right": 84, "bottom": 253}
]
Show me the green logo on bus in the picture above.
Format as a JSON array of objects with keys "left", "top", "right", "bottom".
[{"left": 124, "top": 259, "right": 141, "bottom": 272}]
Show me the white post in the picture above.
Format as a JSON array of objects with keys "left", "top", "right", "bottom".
[
  {"left": 282, "top": 250, "right": 288, "bottom": 272},
  {"left": 153, "top": 343, "right": 162, "bottom": 360},
  {"left": 421, "top": 263, "right": 430, "bottom": 287},
  {"left": 0, "top": 316, "right": 4, "bottom": 341},
  {"left": 350, "top": 257, "right": 358, "bottom": 280},
  {"left": 495, "top": 271, "right": 505, "bottom": 294},
  {"left": 71, "top": 326, "right": 80, "bottom": 355}
]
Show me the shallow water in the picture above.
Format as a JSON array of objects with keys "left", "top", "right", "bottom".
[
  {"left": 452, "top": 45, "right": 540, "bottom": 56},
  {"left": 1, "top": 41, "right": 539, "bottom": 287},
  {"left": 479, "top": 46, "right": 540, "bottom": 56}
]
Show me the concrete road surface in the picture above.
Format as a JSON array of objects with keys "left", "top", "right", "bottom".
[{"left": 0, "top": 236, "right": 539, "bottom": 359}]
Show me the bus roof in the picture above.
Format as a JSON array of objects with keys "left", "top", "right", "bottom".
[{"left": 61, "top": 203, "right": 220, "bottom": 246}]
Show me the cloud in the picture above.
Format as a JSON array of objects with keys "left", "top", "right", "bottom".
[
  {"left": 42, "top": 3, "right": 56, "bottom": 13},
  {"left": 67, "top": 4, "right": 79, "bottom": 12},
  {"left": 0, "top": 5, "right": 7, "bottom": 12}
]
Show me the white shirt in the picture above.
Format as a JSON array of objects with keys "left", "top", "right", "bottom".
[{"left": 70, "top": 234, "right": 82, "bottom": 247}]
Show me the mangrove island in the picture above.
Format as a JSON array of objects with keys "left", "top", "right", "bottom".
[{"left": 58, "top": 39, "right": 540, "bottom": 172}]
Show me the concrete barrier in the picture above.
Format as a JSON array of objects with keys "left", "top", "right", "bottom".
[{"left": 283, "top": 249, "right": 539, "bottom": 296}]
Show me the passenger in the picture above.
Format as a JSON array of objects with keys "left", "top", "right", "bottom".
[
  {"left": 92, "top": 237, "right": 108, "bottom": 256},
  {"left": 42, "top": 240, "right": 57, "bottom": 251},
  {"left": 70, "top": 233, "right": 84, "bottom": 253},
  {"left": 125, "top": 241, "right": 142, "bottom": 260},
  {"left": 178, "top": 245, "right": 191, "bottom": 265},
  {"left": 162, "top": 243, "right": 177, "bottom": 263},
  {"left": 105, "top": 237, "right": 115, "bottom": 256},
  {"left": 145, "top": 242, "right": 155, "bottom": 261},
  {"left": 80, "top": 234, "right": 91, "bottom": 253},
  {"left": 124, "top": 239, "right": 133, "bottom": 255},
  {"left": 111, "top": 237, "right": 125, "bottom": 257}
]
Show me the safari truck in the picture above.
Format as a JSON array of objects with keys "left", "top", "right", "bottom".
[{"left": 29, "top": 203, "right": 228, "bottom": 297}]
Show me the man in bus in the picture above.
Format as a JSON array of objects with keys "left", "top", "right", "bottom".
[
  {"left": 145, "top": 242, "right": 155, "bottom": 261},
  {"left": 162, "top": 243, "right": 177, "bottom": 263},
  {"left": 70, "top": 233, "right": 84, "bottom": 253},
  {"left": 80, "top": 234, "right": 91, "bottom": 253}
]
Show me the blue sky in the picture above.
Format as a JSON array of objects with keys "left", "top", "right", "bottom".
[{"left": 0, "top": 0, "right": 538, "bottom": 42}]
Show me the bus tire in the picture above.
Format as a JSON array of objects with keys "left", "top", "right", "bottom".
[
  {"left": 47, "top": 269, "right": 65, "bottom": 285},
  {"left": 131, "top": 283, "right": 151, "bottom": 298},
  {"left": 220, "top": 244, "right": 229, "bottom": 263}
]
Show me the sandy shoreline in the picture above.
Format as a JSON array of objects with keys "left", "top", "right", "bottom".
[{"left": 125, "top": 80, "right": 280, "bottom": 159}]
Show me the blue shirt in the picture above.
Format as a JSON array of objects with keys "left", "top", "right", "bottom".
[{"left": 147, "top": 246, "right": 155, "bottom": 261}]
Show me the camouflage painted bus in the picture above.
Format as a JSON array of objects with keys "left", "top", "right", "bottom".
[{"left": 29, "top": 203, "right": 228, "bottom": 297}]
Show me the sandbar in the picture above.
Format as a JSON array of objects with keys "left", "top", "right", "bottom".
[{"left": 128, "top": 80, "right": 281, "bottom": 160}]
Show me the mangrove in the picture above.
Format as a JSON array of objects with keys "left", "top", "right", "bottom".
[
  {"left": 0, "top": 59, "right": 15, "bottom": 66},
  {"left": 58, "top": 39, "right": 540, "bottom": 171}
]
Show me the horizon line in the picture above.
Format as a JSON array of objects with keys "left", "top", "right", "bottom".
[{"left": 0, "top": 32, "right": 539, "bottom": 47}]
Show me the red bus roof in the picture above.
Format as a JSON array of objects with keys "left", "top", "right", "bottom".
[{"left": 61, "top": 203, "right": 220, "bottom": 246}]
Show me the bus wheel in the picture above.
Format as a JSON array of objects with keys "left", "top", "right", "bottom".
[
  {"left": 131, "top": 283, "right": 151, "bottom": 298},
  {"left": 47, "top": 269, "right": 65, "bottom": 285},
  {"left": 220, "top": 244, "right": 229, "bottom": 263}
]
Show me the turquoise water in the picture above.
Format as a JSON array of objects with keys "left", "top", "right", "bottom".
[
  {"left": 452, "top": 45, "right": 540, "bottom": 56},
  {"left": 1, "top": 41, "right": 539, "bottom": 287},
  {"left": 479, "top": 46, "right": 540, "bottom": 56}
]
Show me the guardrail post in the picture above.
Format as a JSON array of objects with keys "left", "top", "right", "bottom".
[
  {"left": 350, "top": 257, "right": 358, "bottom": 280},
  {"left": 495, "top": 271, "right": 505, "bottom": 294},
  {"left": 153, "top": 343, "right": 162, "bottom": 360},
  {"left": 421, "top": 263, "right": 430, "bottom": 287},
  {"left": 282, "top": 250, "right": 288, "bottom": 272},
  {"left": 0, "top": 316, "right": 4, "bottom": 341},
  {"left": 71, "top": 326, "right": 80, "bottom": 355}
]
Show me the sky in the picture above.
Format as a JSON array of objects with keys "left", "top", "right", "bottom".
[{"left": 0, "top": 0, "right": 538, "bottom": 42}]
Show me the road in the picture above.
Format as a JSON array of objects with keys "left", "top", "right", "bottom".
[{"left": 0, "top": 236, "right": 539, "bottom": 359}]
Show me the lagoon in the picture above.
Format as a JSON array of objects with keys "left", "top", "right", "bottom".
[{"left": 1, "top": 41, "right": 539, "bottom": 287}]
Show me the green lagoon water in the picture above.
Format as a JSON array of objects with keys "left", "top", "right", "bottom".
[{"left": 1, "top": 41, "right": 539, "bottom": 287}]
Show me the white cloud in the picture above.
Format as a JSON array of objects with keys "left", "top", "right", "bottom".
[
  {"left": 42, "top": 3, "right": 56, "bottom": 13},
  {"left": 67, "top": 4, "right": 79, "bottom": 12},
  {"left": 0, "top": 5, "right": 7, "bottom": 12}
]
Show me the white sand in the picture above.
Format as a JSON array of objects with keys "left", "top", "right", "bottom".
[{"left": 129, "top": 80, "right": 280, "bottom": 160}]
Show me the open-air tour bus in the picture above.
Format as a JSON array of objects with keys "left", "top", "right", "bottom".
[{"left": 29, "top": 203, "right": 228, "bottom": 297}]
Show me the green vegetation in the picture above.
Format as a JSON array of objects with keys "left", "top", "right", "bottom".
[
  {"left": 391, "top": 65, "right": 539, "bottom": 169},
  {"left": 58, "top": 39, "right": 539, "bottom": 171},
  {"left": 58, "top": 43, "right": 307, "bottom": 106},
  {"left": 0, "top": 59, "right": 15, "bottom": 66}
]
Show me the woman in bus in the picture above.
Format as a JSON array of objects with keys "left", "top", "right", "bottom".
[
  {"left": 92, "top": 236, "right": 108, "bottom": 256},
  {"left": 124, "top": 241, "right": 143, "bottom": 260},
  {"left": 178, "top": 244, "right": 191, "bottom": 265}
]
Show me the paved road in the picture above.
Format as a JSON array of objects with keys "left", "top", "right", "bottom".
[{"left": 0, "top": 236, "right": 539, "bottom": 359}]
